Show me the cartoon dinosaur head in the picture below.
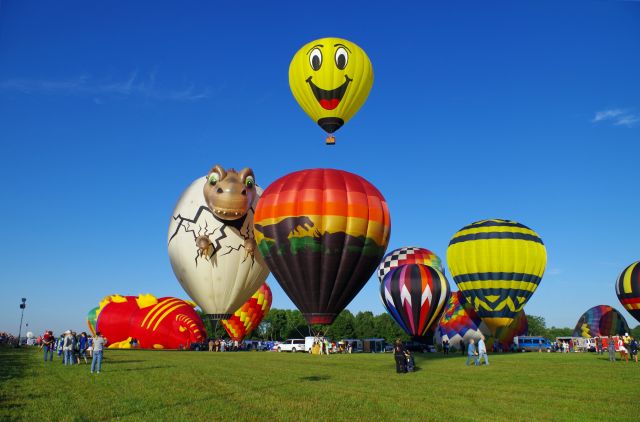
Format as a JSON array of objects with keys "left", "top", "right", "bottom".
[{"left": 203, "top": 165, "right": 255, "bottom": 221}]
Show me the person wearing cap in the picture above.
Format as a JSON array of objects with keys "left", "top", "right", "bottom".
[
  {"left": 62, "top": 330, "right": 74, "bottom": 365},
  {"left": 90, "top": 332, "right": 107, "bottom": 374}
]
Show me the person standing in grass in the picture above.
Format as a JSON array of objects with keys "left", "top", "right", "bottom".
[
  {"left": 607, "top": 336, "right": 616, "bottom": 362},
  {"left": 393, "top": 339, "right": 407, "bottom": 373},
  {"left": 477, "top": 335, "right": 489, "bottom": 366},
  {"left": 466, "top": 339, "right": 478, "bottom": 366},
  {"left": 62, "top": 331, "right": 74, "bottom": 365},
  {"left": 91, "top": 332, "right": 107, "bottom": 374},
  {"left": 42, "top": 331, "right": 54, "bottom": 362},
  {"left": 77, "top": 332, "right": 88, "bottom": 364},
  {"left": 459, "top": 339, "right": 465, "bottom": 356},
  {"left": 629, "top": 337, "right": 638, "bottom": 363}
]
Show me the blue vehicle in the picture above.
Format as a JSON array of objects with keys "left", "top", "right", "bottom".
[{"left": 513, "top": 336, "right": 552, "bottom": 352}]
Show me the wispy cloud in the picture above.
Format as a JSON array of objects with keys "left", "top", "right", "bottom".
[
  {"left": 0, "top": 71, "right": 209, "bottom": 102},
  {"left": 592, "top": 108, "right": 639, "bottom": 127}
]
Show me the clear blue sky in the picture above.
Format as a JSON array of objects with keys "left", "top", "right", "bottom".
[{"left": 1, "top": 1, "right": 639, "bottom": 336}]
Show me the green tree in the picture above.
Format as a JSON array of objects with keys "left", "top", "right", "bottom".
[
  {"left": 330, "top": 310, "right": 356, "bottom": 339},
  {"left": 630, "top": 324, "right": 640, "bottom": 339},
  {"left": 527, "top": 315, "right": 547, "bottom": 337},
  {"left": 373, "top": 313, "right": 409, "bottom": 343},
  {"left": 354, "top": 311, "right": 377, "bottom": 339},
  {"left": 547, "top": 326, "right": 573, "bottom": 339}
]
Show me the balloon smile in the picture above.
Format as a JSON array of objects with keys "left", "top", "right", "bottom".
[{"left": 306, "top": 75, "right": 352, "bottom": 110}]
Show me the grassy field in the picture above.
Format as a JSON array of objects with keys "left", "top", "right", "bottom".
[{"left": 1, "top": 346, "right": 639, "bottom": 421}]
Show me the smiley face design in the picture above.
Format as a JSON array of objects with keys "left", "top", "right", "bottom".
[{"left": 289, "top": 37, "right": 373, "bottom": 135}]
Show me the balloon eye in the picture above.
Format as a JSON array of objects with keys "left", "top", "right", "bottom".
[
  {"left": 309, "top": 48, "right": 322, "bottom": 71},
  {"left": 208, "top": 173, "right": 219, "bottom": 185},
  {"left": 335, "top": 47, "right": 348, "bottom": 70},
  {"left": 244, "top": 176, "right": 255, "bottom": 188}
]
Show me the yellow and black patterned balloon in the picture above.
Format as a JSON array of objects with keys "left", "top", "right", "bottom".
[
  {"left": 446, "top": 219, "right": 547, "bottom": 335},
  {"left": 615, "top": 261, "right": 640, "bottom": 324}
]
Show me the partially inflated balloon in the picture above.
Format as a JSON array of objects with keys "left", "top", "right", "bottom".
[
  {"left": 434, "top": 291, "right": 527, "bottom": 349},
  {"left": 380, "top": 264, "right": 450, "bottom": 338},
  {"left": 222, "top": 283, "right": 272, "bottom": 342},
  {"left": 435, "top": 291, "right": 483, "bottom": 345},
  {"left": 447, "top": 219, "right": 546, "bottom": 335},
  {"left": 254, "top": 168, "right": 391, "bottom": 325},
  {"left": 572, "top": 305, "right": 630, "bottom": 338},
  {"left": 168, "top": 171, "right": 270, "bottom": 320},
  {"left": 377, "top": 246, "right": 444, "bottom": 282},
  {"left": 90, "top": 294, "right": 206, "bottom": 349},
  {"left": 289, "top": 37, "right": 373, "bottom": 143},
  {"left": 615, "top": 261, "right": 640, "bottom": 324}
]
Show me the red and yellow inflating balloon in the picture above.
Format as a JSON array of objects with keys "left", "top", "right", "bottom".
[
  {"left": 87, "top": 294, "right": 205, "bottom": 349},
  {"left": 222, "top": 283, "right": 272, "bottom": 342}
]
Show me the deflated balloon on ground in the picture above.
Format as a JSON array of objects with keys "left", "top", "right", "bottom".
[{"left": 87, "top": 294, "right": 206, "bottom": 349}]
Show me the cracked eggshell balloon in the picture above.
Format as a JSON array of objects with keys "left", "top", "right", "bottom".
[
  {"left": 168, "top": 176, "right": 269, "bottom": 319},
  {"left": 289, "top": 37, "right": 373, "bottom": 135}
]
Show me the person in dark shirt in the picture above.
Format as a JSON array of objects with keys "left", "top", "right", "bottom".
[{"left": 393, "top": 339, "right": 407, "bottom": 373}]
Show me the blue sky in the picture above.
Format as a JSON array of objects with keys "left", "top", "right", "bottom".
[{"left": 1, "top": 1, "right": 639, "bottom": 336}]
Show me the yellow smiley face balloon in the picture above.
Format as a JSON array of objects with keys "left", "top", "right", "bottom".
[{"left": 289, "top": 37, "right": 373, "bottom": 142}]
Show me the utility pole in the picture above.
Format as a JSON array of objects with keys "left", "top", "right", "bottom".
[{"left": 17, "top": 298, "right": 26, "bottom": 347}]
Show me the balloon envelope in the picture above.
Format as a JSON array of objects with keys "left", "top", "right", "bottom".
[
  {"left": 380, "top": 264, "right": 450, "bottom": 338},
  {"left": 222, "top": 283, "right": 272, "bottom": 342},
  {"left": 378, "top": 246, "right": 444, "bottom": 282},
  {"left": 435, "top": 291, "right": 527, "bottom": 349},
  {"left": 615, "top": 260, "right": 640, "bottom": 324},
  {"left": 254, "top": 168, "right": 391, "bottom": 325},
  {"left": 92, "top": 294, "right": 206, "bottom": 349},
  {"left": 168, "top": 176, "right": 269, "bottom": 319},
  {"left": 289, "top": 37, "right": 373, "bottom": 136},
  {"left": 447, "top": 219, "right": 546, "bottom": 334},
  {"left": 572, "top": 305, "right": 630, "bottom": 338}
]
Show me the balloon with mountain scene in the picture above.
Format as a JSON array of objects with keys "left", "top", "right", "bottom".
[
  {"left": 446, "top": 219, "right": 547, "bottom": 335},
  {"left": 379, "top": 264, "right": 450, "bottom": 338},
  {"left": 615, "top": 260, "right": 640, "bottom": 324},
  {"left": 87, "top": 294, "right": 206, "bottom": 349},
  {"left": 254, "top": 168, "right": 391, "bottom": 325},
  {"left": 289, "top": 37, "right": 373, "bottom": 144},
  {"left": 168, "top": 165, "right": 270, "bottom": 321},
  {"left": 377, "top": 246, "right": 444, "bottom": 282},
  {"left": 222, "top": 282, "right": 272, "bottom": 342}
]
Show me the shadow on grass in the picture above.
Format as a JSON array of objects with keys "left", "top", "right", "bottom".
[
  {"left": 104, "top": 359, "right": 145, "bottom": 364},
  {"left": 0, "top": 346, "right": 28, "bottom": 382},
  {"left": 300, "top": 375, "right": 331, "bottom": 382},
  {"left": 0, "top": 346, "right": 29, "bottom": 412},
  {"left": 110, "top": 365, "right": 177, "bottom": 372}
]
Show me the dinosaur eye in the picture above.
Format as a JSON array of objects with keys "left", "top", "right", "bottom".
[
  {"left": 244, "top": 175, "right": 255, "bottom": 188},
  {"left": 335, "top": 47, "right": 348, "bottom": 70},
  {"left": 208, "top": 173, "right": 219, "bottom": 185},
  {"left": 309, "top": 48, "right": 322, "bottom": 71}
]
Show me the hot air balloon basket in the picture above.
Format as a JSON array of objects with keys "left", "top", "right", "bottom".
[{"left": 325, "top": 136, "right": 336, "bottom": 146}]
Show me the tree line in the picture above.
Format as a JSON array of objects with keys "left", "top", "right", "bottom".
[
  {"left": 199, "top": 309, "right": 640, "bottom": 343},
  {"left": 199, "top": 309, "right": 411, "bottom": 343}
]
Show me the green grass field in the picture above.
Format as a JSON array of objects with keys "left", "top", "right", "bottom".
[{"left": 1, "top": 346, "right": 639, "bottom": 421}]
